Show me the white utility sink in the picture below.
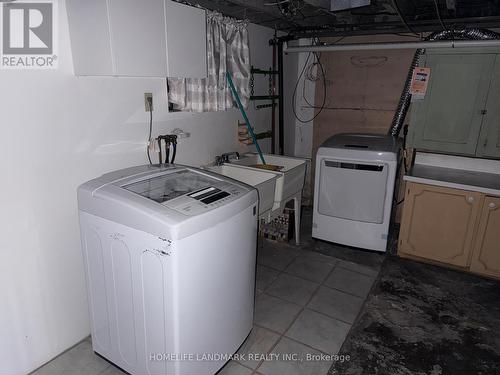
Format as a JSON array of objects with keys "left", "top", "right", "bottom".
[
  {"left": 231, "top": 153, "right": 307, "bottom": 212},
  {"left": 205, "top": 164, "right": 278, "bottom": 214},
  {"left": 205, "top": 153, "right": 307, "bottom": 245}
]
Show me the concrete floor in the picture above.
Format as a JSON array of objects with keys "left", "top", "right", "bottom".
[
  {"left": 31, "top": 208, "right": 385, "bottom": 375},
  {"left": 330, "top": 256, "right": 500, "bottom": 375}
]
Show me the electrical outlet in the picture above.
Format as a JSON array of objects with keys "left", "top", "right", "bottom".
[{"left": 144, "top": 93, "right": 153, "bottom": 111}]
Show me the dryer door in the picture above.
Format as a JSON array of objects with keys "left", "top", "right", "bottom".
[{"left": 318, "top": 158, "right": 388, "bottom": 224}]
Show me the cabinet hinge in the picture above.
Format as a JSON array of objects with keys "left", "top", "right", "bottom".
[{"left": 483, "top": 138, "right": 488, "bottom": 147}]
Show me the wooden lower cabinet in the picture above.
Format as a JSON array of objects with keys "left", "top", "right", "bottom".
[
  {"left": 399, "top": 182, "right": 500, "bottom": 279},
  {"left": 399, "top": 182, "right": 482, "bottom": 268},
  {"left": 470, "top": 196, "right": 500, "bottom": 279}
]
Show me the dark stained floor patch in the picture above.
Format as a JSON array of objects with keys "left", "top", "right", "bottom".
[{"left": 329, "top": 256, "right": 500, "bottom": 375}]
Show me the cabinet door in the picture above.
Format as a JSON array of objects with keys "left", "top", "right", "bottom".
[
  {"left": 108, "top": 0, "right": 168, "bottom": 77},
  {"left": 399, "top": 182, "right": 482, "bottom": 267},
  {"left": 409, "top": 54, "right": 495, "bottom": 156},
  {"left": 470, "top": 196, "right": 500, "bottom": 279},
  {"left": 477, "top": 56, "right": 500, "bottom": 159},
  {"left": 165, "top": 0, "right": 207, "bottom": 78},
  {"left": 66, "top": 0, "right": 114, "bottom": 75}
]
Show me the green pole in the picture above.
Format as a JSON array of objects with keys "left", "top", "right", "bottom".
[{"left": 226, "top": 72, "right": 266, "bottom": 165}]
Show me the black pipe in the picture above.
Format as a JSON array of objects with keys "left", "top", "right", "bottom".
[
  {"left": 171, "top": 142, "right": 177, "bottom": 164},
  {"left": 271, "top": 41, "right": 276, "bottom": 154},
  {"left": 165, "top": 141, "right": 170, "bottom": 164},
  {"left": 250, "top": 95, "right": 279, "bottom": 101},
  {"left": 278, "top": 40, "right": 284, "bottom": 155},
  {"left": 158, "top": 138, "right": 162, "bottom": 164},
  {"left": 251, "top": 68, "right": 279, "bottom": 75}
]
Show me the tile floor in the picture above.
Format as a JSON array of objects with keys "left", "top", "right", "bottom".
[{"left": 32, "top": 237, "right": 381, "bottom": 375}]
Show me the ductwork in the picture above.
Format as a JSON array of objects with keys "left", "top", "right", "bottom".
[{"left": 388, "top": 28, "right": 500, "bottom": 137}]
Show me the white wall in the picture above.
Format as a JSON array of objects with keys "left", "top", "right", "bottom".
[
  {"left": 283, "top": 49, "right": 298, "bottom": 156},
  {"left": 282, "top": 41, "right": 315, "bottom": 203},
  {"left": 283, "top": 39, "right": 316, "bottom": 158},
  {"left": 0, "top": 2, "right": 275, "bottom": 374}
]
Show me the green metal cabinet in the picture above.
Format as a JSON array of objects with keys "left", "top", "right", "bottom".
[
  {"left": 408, "top": 49, "right": 500, "bottom": 159},
  {"left": 477, "top": 56, "right": 500, "bottom": 159}
]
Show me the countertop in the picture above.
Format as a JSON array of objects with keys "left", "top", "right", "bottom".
[{"left": 404, "top": 164, "right": 500, "bottom": 196}]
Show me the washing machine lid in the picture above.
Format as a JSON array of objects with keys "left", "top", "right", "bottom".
[
  {"left": 77, "top": 164, "right": 258, "bottom": 240},
  {"left": 122, "top": 169, "right": 224, "bottom": 204},
  {"left": 320, "top": 133, "right": 400, "bottom": 153}
]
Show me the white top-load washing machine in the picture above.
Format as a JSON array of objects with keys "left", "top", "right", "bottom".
[
  {"left": 313, "top": 134, "right": 400, "bottom": 252},
  {"left": 78, "top": 164, "right": 258, "bottom": 375}
]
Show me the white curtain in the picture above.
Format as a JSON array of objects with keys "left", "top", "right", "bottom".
[{"left": 167, "top": 11, "right": 250, "bottom": 112}]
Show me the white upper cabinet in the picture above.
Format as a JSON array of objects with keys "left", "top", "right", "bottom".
[
  {"left": 108, "top": 0, "right": 167, "bottom": 77},
  {"left": 66, "top": 0, "right": 114, "bottom": 75},
  {"left": 66, "top": 0, "right": 207, "bottom": 78},
  {"left": 165, "top": 0, "right": 207, "bottom": 78}
]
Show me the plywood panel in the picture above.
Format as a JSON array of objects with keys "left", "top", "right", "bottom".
[
  {"left": 309, "top": 35, "right": 417, "bottom": 222},
  {"left": 312, "top": 41, "right": 415, "bottom": 158},
  {"left": 319, "top": 50, "right": 415, "bottom": 111}
]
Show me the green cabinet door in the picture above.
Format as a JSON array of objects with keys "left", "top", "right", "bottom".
[
  {"left": 477, "top": 56, "right": 500, "bottom": 159},
  {"left": 409, "top": 53, "right": 495, "bottom": 156}
]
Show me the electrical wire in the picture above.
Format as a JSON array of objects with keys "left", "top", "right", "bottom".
[
  {"left": 329, "top": 36, "right": 346, "bottom": 44},
  {"left": 291, "top": 41, "right": 327, "bottom": 124},
  {"left": 263, "top": 0, "right": 288, "bottom": 5},
  {"left": 146, "top": 100, "right": 153, "bottom": 165},
  {"left": 391, "top": 0, "right": 418, "bottom": 35},
  {"left": 392, "top": 147, "right": 408, "bottom": 209},
  {"left": 301, "top": 52, "right": 320, "bottom": 108},
  {"left": 402, "top": 124, "right": 409, "bottom": 174},
  {"left": 433, "top": 0, "right": 448, "bottom": 32},
  {"left": 394, "top": 32, "right": 422, "bottom": 39}
]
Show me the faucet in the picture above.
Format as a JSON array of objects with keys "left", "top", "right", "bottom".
[{"left": 216, "top": 152, "right": 240, "bottom": 165}]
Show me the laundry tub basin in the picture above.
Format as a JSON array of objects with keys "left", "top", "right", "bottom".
[
  {"left": 206, "top": 164, "right": 278, "bottom": 214},
  {"left": 231, "top": 153, "right": 307, "bottom": 210}
]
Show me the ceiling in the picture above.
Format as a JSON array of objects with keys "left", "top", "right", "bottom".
[{"left": 184, "top": 0, "right": 500, "bottom": 37}]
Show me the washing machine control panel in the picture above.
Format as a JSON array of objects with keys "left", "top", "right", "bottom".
[
  {"left": 188, "top": 187, "right": 230, "bottom": 204},
  {"left": 163, "top": 182, "right": 247, "bottom": 215}
]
